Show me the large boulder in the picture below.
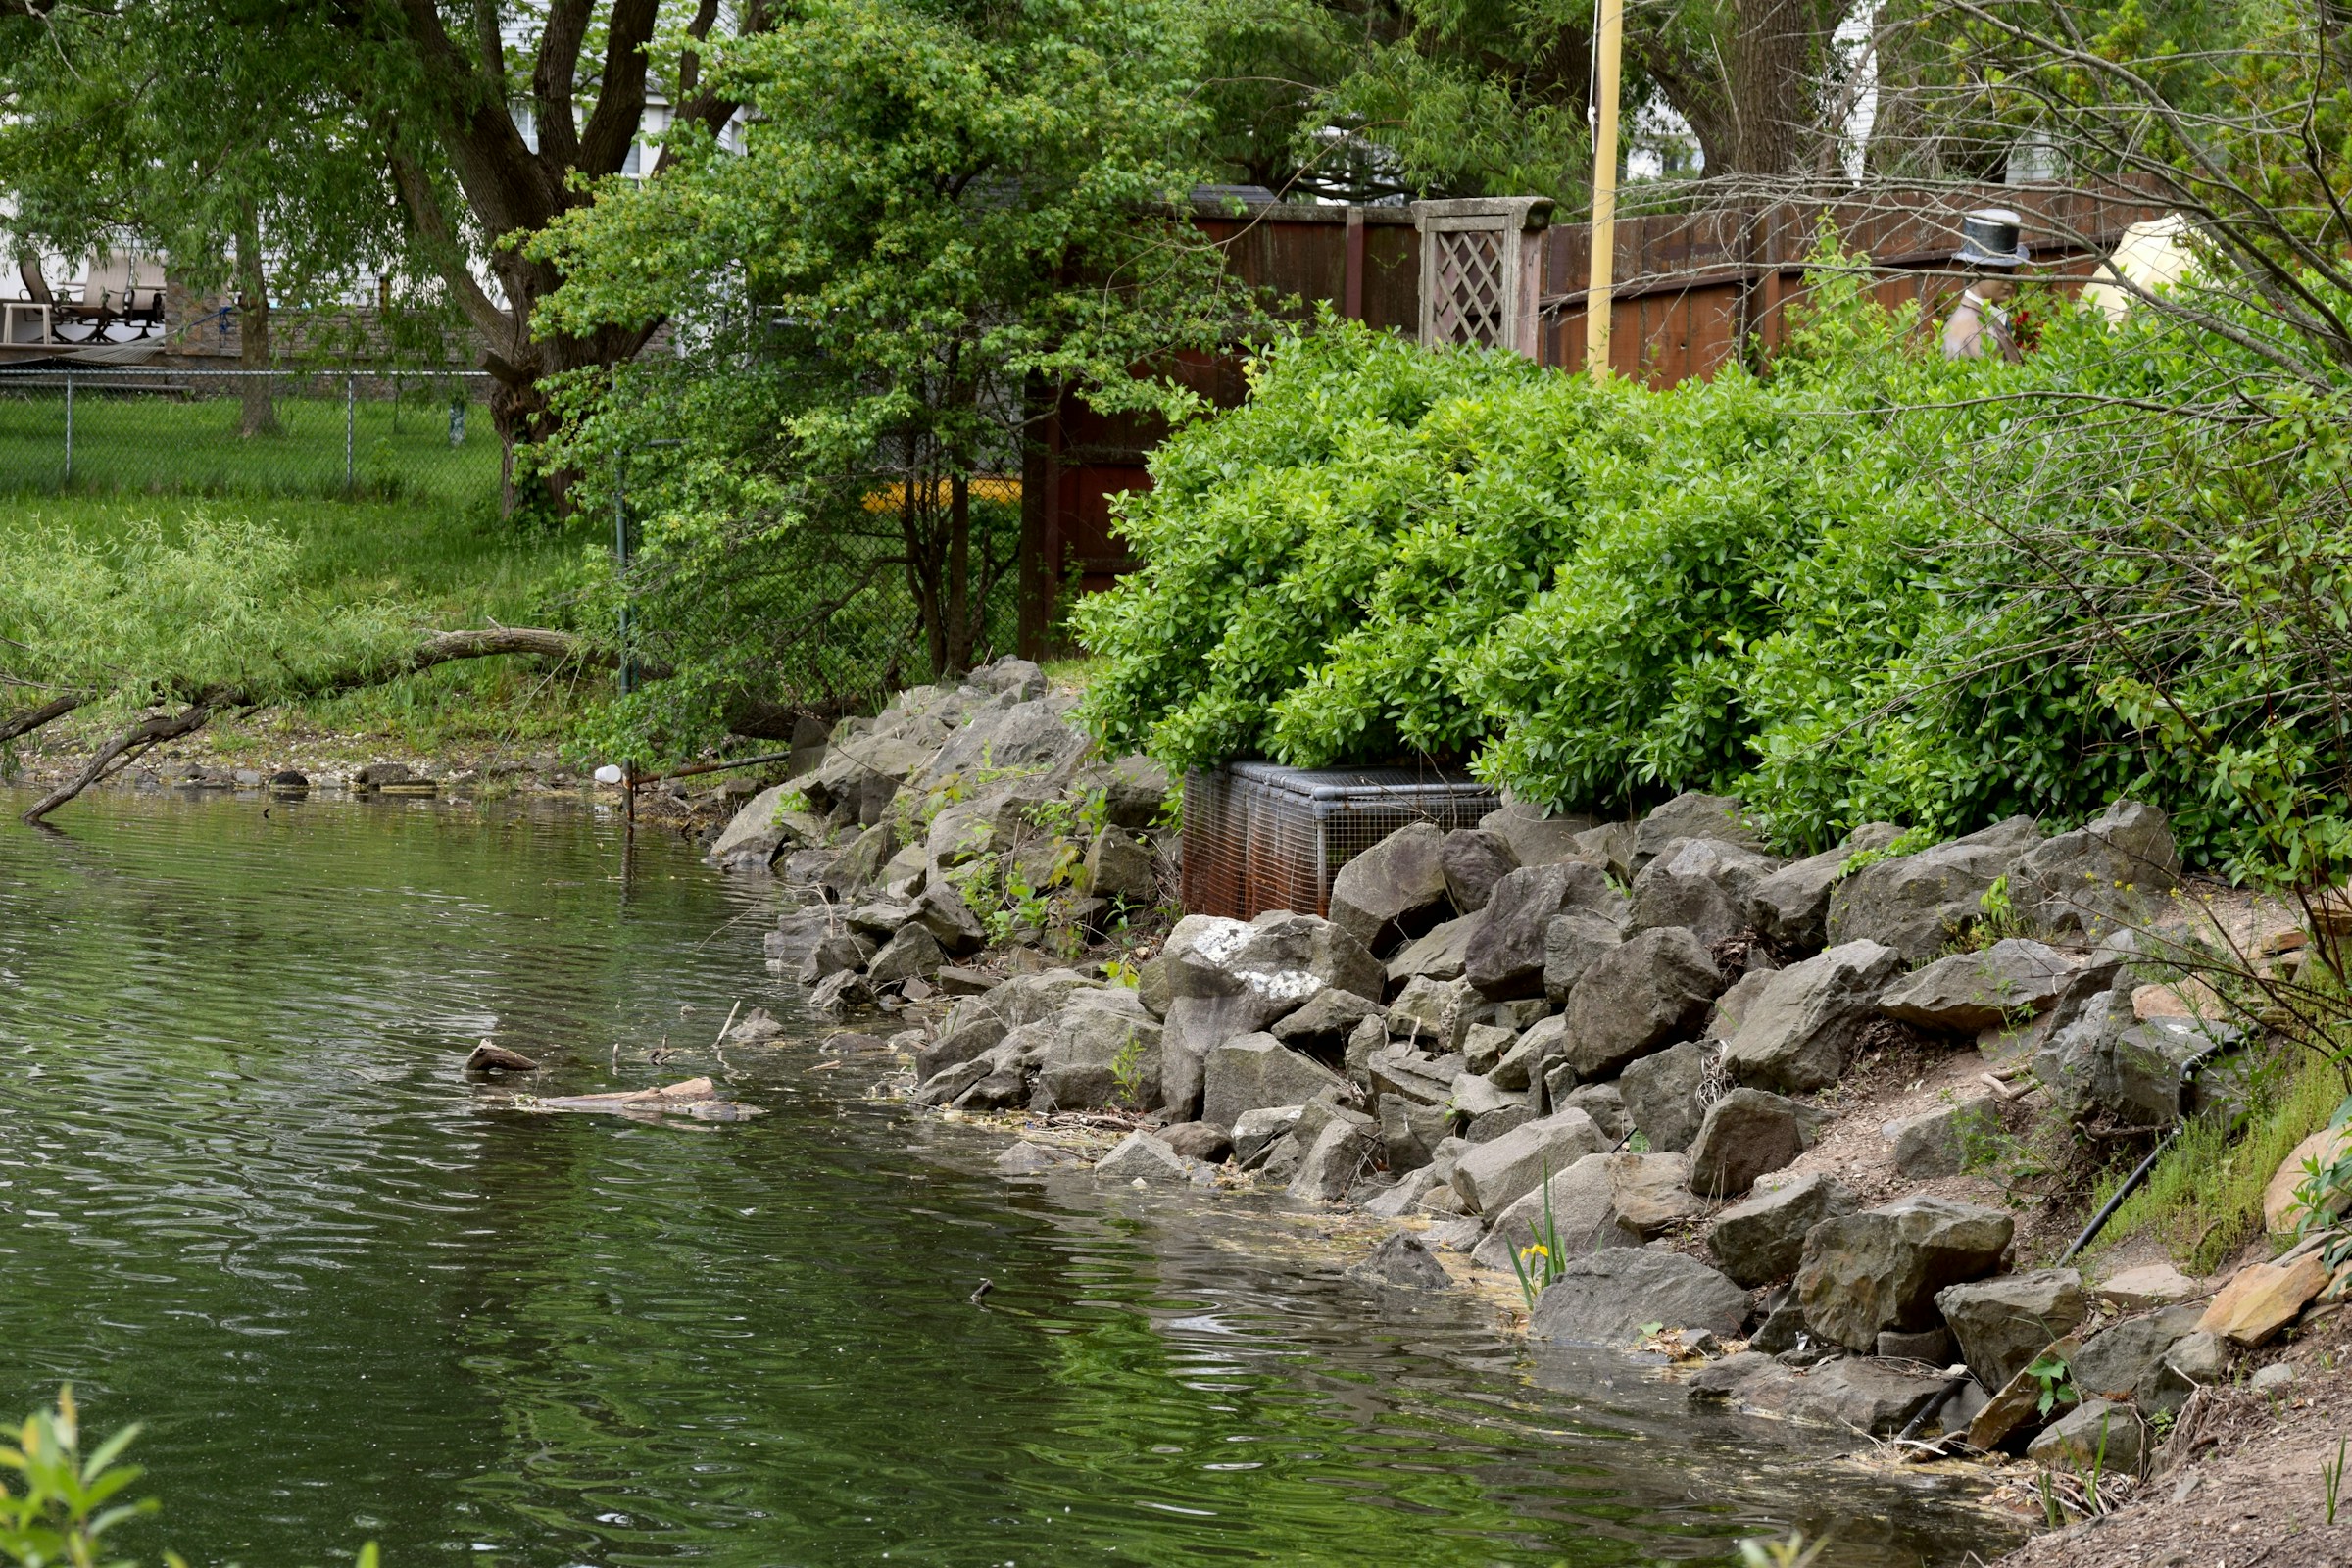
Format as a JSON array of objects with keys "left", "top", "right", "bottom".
[
  {"left": 2072, "top": 1303, "right": 2207, "bottom": 1404},
  {"left": 1528, "top": 1250, "right": 1749, "bottom": 1343},
  {"left": 1465, "top": 862, "right": 1628, "bottom": 1001},
  {"left": 1936, "top": 1269, "right": 2089, "bottom": 1390},
  {"left": 1479, "top": 801, "right": 1599, "bottom": 868},
  {"left": 1447, "top": 1109, "right": 1609, "bottom": 1214},
  {"left": 1887, "top": 1093, "right": 2000, "bottom": 1180},
  {"left": 1093, "top": 1130, "right": 1206, "bottom": 1186},
  {"left": 1440, "top": 828, "right": 1521, "bottom": 914},
  {"left": 1385, "top": 913, "right": 1481, "bottom": 986},
  {"left": 2028, "top": 1398, "right": 2146, "bottom": 1476},
  {"left": 1035, "top": 998, "right": 1164, "bottom": 1112},
  {"left": 1328, "top": 823, "right": 1453, "bottom": 950},
  {"left": 1155, "top": 912, "right": 1383, "bottom": 1115},
  {"left": 910, "top": 695, "right": 1089, "bottom": 794},
  {"left": 1795, "top": 1194, "right": 2015, "bottom": 1351},
  {"left": 1699, "top": 1355, "right": 1955, "bottom": 1436},
  {"left": 1617, "top": 1041, "right": 1711, "bottom": 1152},
  {"left": 2032, "top": 990, "right": 2216, "bottom": 1128},
  {"left": 1270, "top": 988, "right": 1383, "bottom": 1055},
  {"left": 1720, "top": 940, "right": 1903, "bottom": 1094},
  {"left": 1825, "top": 816, "right": 2043, "bottom": 963},
  {"left": 1630, "top": 839, "right": 1781, "bottom": 946},
  {"left": 1469, "top": 1152, "right": 1680, "bottom": 1269},
  {"left": 866, "top": 923, "right": 945, "bottom": 985},
  {"left": 1543, "top": 912, "right": 1625, "bottom": 1004},
  {"left": 1289, "top": 1118, "right": 1377, "bottom": 1201},
  {"left": 1563, "top": 927, "right": 1724, "bottom": 1079},
  {"left": 911, "top": 884, "right": 989, "bottom": 956},
  {"left": 1687, "top": 1088, "right": 1817, "bottom": 1198},
  {"left": 1080, "top": 826, "right": 1158, "bottom": 905},
  {"left": 2011, "top": 801, "right": 2181, "bottom": 938},
  {"left": 1632, "top": 793, "right": 1766, "bottom": 869},
  {"left": 1351, "top": 1232, "right": 1455, "bottom": 1290},
  {"left": 708, "top": 782, "right": 827, "bottom": 872},
  {"left": 1706, "top": 1172, "right": 1860, "bottom": 1287},
  {"left": 1744, "top": 824, "right": 1907, "bottom": 954},
  {"left": 1387, "top": 975, "right": 1475, "bottom": 1052},
  {"left": 1201, "top": 1034, "right": 1345, "bottom": 1132},
  {"left": 914, "top": 1014, "right": 1008, "bottom": 1083},
  {"left": 1879, "top": 939, "right": 2080, "bottom": 1034}
]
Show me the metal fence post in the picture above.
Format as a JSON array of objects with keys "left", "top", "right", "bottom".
[
  {"left": 344, "top": 375, "right": 355, "bottom": 492},
  {"left": 62, "top": 368, "right": 72, "bottom": 487}
]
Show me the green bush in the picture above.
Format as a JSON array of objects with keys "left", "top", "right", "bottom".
[{"left": 1079, "top": 252, "right": 2352, "bottom": 872}]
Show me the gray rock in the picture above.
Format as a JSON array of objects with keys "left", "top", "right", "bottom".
[
  {"left": 1289, "top": 1118, "right": 1376, "bottom": 1200},
  {"left": 1345, "top": 1012, "right": 1389, "bottom": 1078},
  {"left": 1159, "top": 911, "right": 1385, "bottom": 1013},
  {"left": 1385, "top": 913, "right": 1481, "bottom": 986},
  {"left": 1388, "top": 975, "right": 1476, "bottom": 1053},
  {"left": 912, "top": 696, "right": 1089, "bottom": 794},
  {"left": 2163, "top": 1330, "right": 2230, "bottom": 1389},
  {"left": 1749, "top": 1293, "right": 1809, "bottom": 1354},
  {"left": 1233, "top": 1104, "right": 1304, "bottom": 1168},
  {"left": 1633, "top": 793, "right": 1766, "bottom": 869},
  {"left": 1561, "top": 1083, "right": 1628, "bottom": 1143},
  {"left": 1367, "top": 1047, "right": 1459, "bottom": 1109},
  {"left": 1379, "top": 1097, "right": 1455, "bottom": 1171},
  {"left": 1081, "top": 826, "right": 1158, "bottom": 905},
  {"left": 1466, "top": 862, "right": 1629, "bottom": 1001},
  {"left": 1687, "top": 1088, "right": 1816, "bottom": 1198},
  {"left": 1440, "top": 829, "right": 1521, "bottom": 914},
  {"left": 1795, "top": 1194, "right": 2015, "bottom": 1351},
  {"left": 1488, "top": 1031, "right": 1545, "bottom": 1093},
  {"left": 1824, "top": 816, "right": 2042, "bottom": 963},
  {"left": 1542, "top": 912, "right": 1625, "bottom": 1004},
  {"left": 2032, "top": 991, "right": 2212, "bottom": 1128},
  {"left": 911, "top": 884, "right": 988, "bottom": 956},
  {"left": 1159, "top": 992, "right": 1281, "bottom": 1121},
  {"left": 1480, "top": 801, "right": 1599, "bottom": 868},
  {"left": 1092, "top": 1131, "right": 1203, "bottom": 1186},
  {"left": 1471, "top": 1152, "right": 1636, "bottom": 1269},
  {"left": 2070, "top": 1304, "right": 2206, "bottom": 1407},
  {"left": 866, "top": 923, "right": 945, "bottom": 985},
  {"left": 1528, "top": 1250, "right": 1749, "bottom": 1343},
  {"left": 915, "top": 1014, "right": 1010, "bottom": 1082},
  {"left": 1462, "top": 1022, "right": 1517, "bottom": 1075},
  {"left": 996, "top": 1141, "right": 1077, "bottom": 1174},
  {"left": 1721, "top": 1356, "right": 1955, "bottom": 1435},
  {"left": 1201, "top": 1034, "right": 1345, "bottom": 1132},
  {"left": 1271, "top": 988, "right": 1384, "bottom": 1055},
  {"left": 809, "top": 967, "right": 870, "bottom": 1019},
  {"left": 1351, "top": 1232, "right": 1454, "bottom": 1290},
  {"left": 1887, "top": 1093, "right": 2000, "bottom": 1180},
  {"left": 1936, "top": 1269, "right": 2088, "bottom": 1391},
  {"left": 1465, "top": 1103, "right": 1535, "bottom": 1143},
  {"left": 1707, "top": 1172, "right": 1861, "bottom": 1287},
  {"left": 1744, "top": 824, "right": 1906, "bottom": 954},
  {"left": 800, "top": 931, "right": 877, "bottom": 985},
  {"left": 708, "top": 782, "right": 825, "bottom": 871},
  {"left": 1576, "top": 821, "right": 1638, "bottom": 881},
  {"left": 1160, "top": 1121, "right": 1233, "bottom": 1162},
  {"left": 1035, "top": 1000, "right": 1163, "bottom": 1112},
  {"left": 1607, "top": 1152, "right": 1705, "bottom": 1237},
  {"left": 845, "top": 899, "right": 919, "bottom": 938},
  {"left": 1618, "top": 1041, "right": 1710, "bottom": 1152},
  {"left": 1877, "top": 1326, "right": 1956, "bottom": 1363},
  {"left": 822, "top": 820, "right": 898, "bottom": 896},
  {"left": 1564, "top": 926, "right": 1724, "bottom": 1079},
  {"left": 1631, "top": 838, "right": 1781, "bottom": 946},
  {"left": 1328, "top": 822, "right": 1453, "bottom": 950},
  {"left": 2011, "top": 800, "right": 2181, "bottom": 938},
  {"left": 1720, "top": 940, "right": 1904, "bottom": 1094},
  {"left": 1448, "top": 1109, "right": 1609, "bottom": 1213},
  {"left": 2028, "top": 1398, "right": 2145, "bottom": 1475},
  {"left": 980, "top": 968, "right": 1102, "bottom": 1026},
  {"left": 1362, "top": 1165, "right": 1448, "bottom": 1217},
  {"left": 1450, "top": 1071, "right": 1517, "bottom": 1121},
  {"left": 1257, "top": 1132, "right": 1306, "bottom": 1184},
  {"left": 1880, "top": 939, "right": 2080, "bottom": 1034}
]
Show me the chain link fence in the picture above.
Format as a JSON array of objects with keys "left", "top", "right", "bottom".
[{"left": 0, "top": 367, "right": 500, "bottom": 506}]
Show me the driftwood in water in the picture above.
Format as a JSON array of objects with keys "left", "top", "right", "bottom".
[
  {"left": 516, "top": 1076, "right": 765, "bottom": 1122},
  {"left": 9, "top": 627, "right": 625, "bottom": 826},
  {"left": 465, "top": 1041, "right": 543, "bottom": 1074}
]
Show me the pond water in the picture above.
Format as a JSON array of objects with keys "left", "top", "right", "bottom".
[{"left": 0, "top": 789, "right": 2025, "bottom": 1567}]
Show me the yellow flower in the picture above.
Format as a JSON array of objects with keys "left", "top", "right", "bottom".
[{"left": 1520, "top": 1244, "right": 1550, "bottom": 1263}]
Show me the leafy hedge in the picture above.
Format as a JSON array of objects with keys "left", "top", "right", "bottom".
[{"left": 1078, "top": 259, "right": 2352, "bottom": 874}]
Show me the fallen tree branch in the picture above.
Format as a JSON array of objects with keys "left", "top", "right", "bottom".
[{"left": 15, "top": 625, "right": 635, "bottom": 825}]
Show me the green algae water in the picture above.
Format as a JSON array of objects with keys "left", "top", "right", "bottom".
[{"left": 0, "top": 788, "right": 2022, "bottom": 1567}]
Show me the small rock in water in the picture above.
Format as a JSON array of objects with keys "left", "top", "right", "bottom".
[
  {"left": 997, "top": 1142, "right": 1078, "bottom": 1175},
  {"left": 268, "top": 770, "right": 310, "bottom": 794},
  {"left": 465, "top": 1041, "right": 541, "bottom": 1074},
  {"left": 725, "top": 1006, "right": 788, "bottom": 1045},
  {"left": 1349, "top": 1233, "right": 1454, "bottom": 1291}
]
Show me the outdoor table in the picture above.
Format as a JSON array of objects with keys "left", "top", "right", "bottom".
[{"left": 2, "top": 302, "right": 54, "bottom": 345}]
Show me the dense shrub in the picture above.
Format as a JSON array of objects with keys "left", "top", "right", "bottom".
[{"left": 1078, "top": 258, "right": 2352, "bottom": 874}]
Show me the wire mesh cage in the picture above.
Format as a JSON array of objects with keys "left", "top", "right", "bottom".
[{"left": 1182, "top": 761, "right": 1502, "bottom": 922}]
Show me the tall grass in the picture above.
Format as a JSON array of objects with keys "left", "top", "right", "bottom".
[{"left": 2082, "top": 1048, "right": 2345, "bottom": 1274}]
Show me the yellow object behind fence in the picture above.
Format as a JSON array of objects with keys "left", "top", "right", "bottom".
[{"left": 861, "top": 475, "right": 1022, "bottom": 513}]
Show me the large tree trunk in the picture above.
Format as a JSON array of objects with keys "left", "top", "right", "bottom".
[
  {"left": 1637, "top": 0, "right": 1854, "bottom": 179},
  {"left": 233, "top": 201, "right": 278, "bottom": 437}
]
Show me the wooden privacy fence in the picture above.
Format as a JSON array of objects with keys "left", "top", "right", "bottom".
[{"left": 1014, "top": 184, "right": 2170, "bottom": 657}]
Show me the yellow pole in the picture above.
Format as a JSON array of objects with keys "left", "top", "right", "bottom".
[{"left": 1586, "top": 0, "right": 1623, "bottom": 382}]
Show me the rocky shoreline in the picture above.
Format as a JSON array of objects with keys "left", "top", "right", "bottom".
[{"left": 709, "top": 657, "right": 2352, "bottom": 1553}]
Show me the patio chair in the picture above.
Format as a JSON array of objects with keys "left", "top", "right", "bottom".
[
  {"left": 122, "top": 289, "right": 165, "bottom": 338},
  {"left": 19, "top": 261, "right": 106, "bottom": 342}
]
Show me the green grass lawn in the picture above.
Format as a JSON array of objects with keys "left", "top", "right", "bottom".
[
  {"left": 0, "top": 470, "right": 612, "bottom": 759},
  {"left": 0, "top": 390, "right": 499, "bottom": 506}
]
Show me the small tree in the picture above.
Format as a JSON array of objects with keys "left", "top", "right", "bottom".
[{"left": 532, "top": 0, "right": 1256, "bottom": 757}]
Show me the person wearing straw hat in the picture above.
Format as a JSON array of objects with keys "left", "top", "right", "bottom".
[{"left": 1942, "top": 208, "right": 2031, "bottom": 362}]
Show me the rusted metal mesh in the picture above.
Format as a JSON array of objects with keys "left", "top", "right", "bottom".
[{"left": 1181, "top": 761, "right": 1501, "bottom": 921}]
